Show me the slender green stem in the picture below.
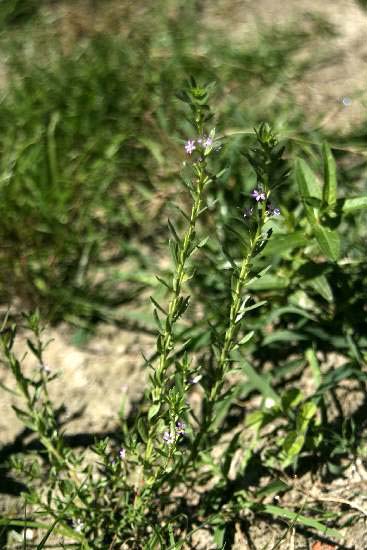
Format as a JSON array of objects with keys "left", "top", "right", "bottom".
[
  {"left": 184, "top": 204, "right": 267, "bottom": 470},
  {"left": 157, "top": 170, "right": 206, "bottom": 379},
  {"left": 143, "top": 161, "right": 210, "bottom": 467},
  {"left": 211, "top": 207, "right": 265, "bottom": 401}
]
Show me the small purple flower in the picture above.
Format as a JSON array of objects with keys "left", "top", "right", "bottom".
[
  {"left": 119, "top": 448, "right": 126, "bottom": 460},
  {"left": 266, "top": 204, "right": 281, "bottom": 217},
  {"left": 185, "top": 140, "right": 196, "bottom": 155},
  {"left": 243, "top": 207, "right": 253, "bottom": 219},
  {"left": 163, "top": 431, "right": 174, "bottom": 445},
  {"left": 203, "top": 136, "right": 213, "bottom": 148},
  {"left": 176, "top": 421, "right": 186, "bottom": 435},
  {"left": 251, "top": 189, "right": 266, "bottom": 202}
]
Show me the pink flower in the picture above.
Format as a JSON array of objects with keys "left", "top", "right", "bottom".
[
  {"left": 251, "top": 189, "right": 266, "bottom": 202},
  {"left": 185, "top": 140, "right": 196, "bottom": 155}
]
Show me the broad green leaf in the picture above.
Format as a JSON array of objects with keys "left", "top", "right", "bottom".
[
  {"left": 281, "top": 431, "right": 305, "bottom": 464},
  {"left": 137, "top": 417, "right": 148, "bottom": 443},
  {"left": 148, "top": 403, "right": 161, "bottom": 421},
  {"left": 322, "top": 142, "right": 337, "bottom": 207},
  {"left": 281, "top": 388, "right": 303, "bottom": 412},
  {"left": 295, "top": 158, "right": 322, "bottom": 199},
  {"left": 295, "top": 158, "right": 322, "bottom": 224},
  {"left": 245, "top": 410, "right": 265, "bottom": 428},
  {"left": 261, "top": 231, "right": 309, "bottom": 256},
  {"left": 303, "top": 196, "right": 323, "bottom": 208},
  {"left": 297, "top": 401, "right": 317, "bottom": 433},
  {"left": 213, "top": 525, "right": 225, "bottom": 547},
  {"left": 313, "top": 225, "right": 340, "bottom": 261},
  {"left": 306, "top": 274, "right": 333, "bottom": 302},
  {"left": 341, "top": 195, "right": 367, "bottom": 213},
  {"left": 247, "top": 274, "right": 289, "bottom": 290},
  {"left": 234, "top": 354, "right": 280, "bottom": 402}
]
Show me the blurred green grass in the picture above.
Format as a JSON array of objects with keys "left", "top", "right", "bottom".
[{"left": 0, "top": 0, "right": 365, "bottom": 327}]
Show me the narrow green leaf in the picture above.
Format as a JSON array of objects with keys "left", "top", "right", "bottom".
[
  {"left": 302, "top": 196, "right": 323, "bottom": 208},
  {"left": 155, "top": 275, "right": 172, "bottom": 291},
  {"left": 153, "top": 309, "right": 163, "bottom": 331},
  {"left": 168, "top": 239, "right": 178, "bottom": 265},
  {"left": 247, "top": 274, "right": 288, "bottom": 290},
  {"left": 305, "top": 348, "right": 322, "bottom": 388},
  {"left": 211, "top": 387, "right": 242, "bottom": 430},
  {"left": 322, "top": 142, "right": 337, "bottom": 207},
  {"left": 150, "top": 296, "right": 167, "bottom": 315},
  {"left": 167, "top": 219, "right": 180, "bottom": 243},
  {"left": 37, "top": 517, "right": 61, "bottom": 549},
  {"left": 262, "top": 330, "right": 308, "bottom": 345},
  {"left": 197, "top": 236, "right": 209, "bottom": 248},
  {"left": 238, "top": 331, "right": 255, "bottom": 346},
  {"left": 246, "top": 265, "right": 272, "bottom": 286},
  {"left": 261, "top": 504, "right": 340, "bottom": 538},
  {"left": 256, "top": 479, "right": 289, "bottom": 498}
]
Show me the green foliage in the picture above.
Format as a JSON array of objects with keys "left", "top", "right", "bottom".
[
  {"left": 0, "top": 0, "right": 344, "bottom": 323},
  {"left": 2, "top": 81, "right": 366, "bottom": 548},
  {"left": 0, "top": 3, "right": 367, "bottom": 548}
]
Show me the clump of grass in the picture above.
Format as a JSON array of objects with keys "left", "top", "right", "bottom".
[{"left": 0, "top": 1, "right": 343, "bottom": 325}]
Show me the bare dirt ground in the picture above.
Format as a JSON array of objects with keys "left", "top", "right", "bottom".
[
  {"left": 1, "top": 1, "right": 367, "bottom": 548},
  {"left": 204, "top": 0, "right": 367, "bottom": 133}
]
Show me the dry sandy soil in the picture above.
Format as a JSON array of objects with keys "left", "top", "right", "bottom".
[
  {"left": 1, "top": 1, "right": 367, "bottom": 548},
  {"left": 203, "top": 0, "right": 367, "bottom": 133}
]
